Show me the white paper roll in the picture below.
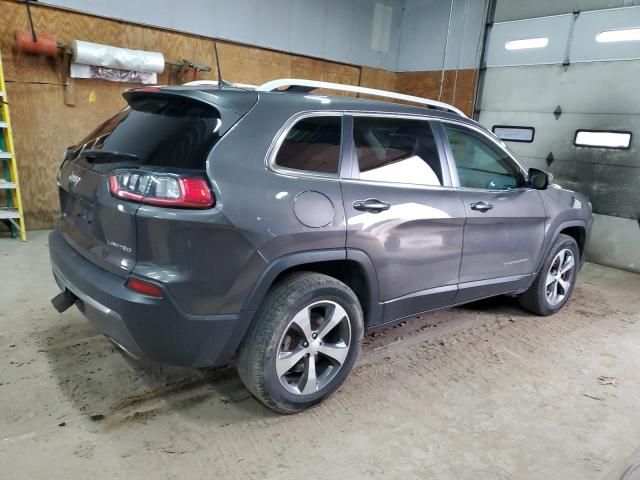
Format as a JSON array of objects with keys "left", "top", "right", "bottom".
[{"left": 71, "top": 40, "right": 165, "bottom": 74}]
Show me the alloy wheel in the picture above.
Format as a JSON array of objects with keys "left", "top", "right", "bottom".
[
  {"left": 545, "top": 248, "right": 575, "bottom": 306},
  {"left": 276, "top": 300, "right": 352, "bottom": 395}
]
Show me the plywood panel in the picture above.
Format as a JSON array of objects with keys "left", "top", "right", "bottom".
[
  {"left": 359, "top": 67, "right": 396, "bottom": 91},
  {"left": 396, "top": 69, "right": 477, "bottom": 116}
]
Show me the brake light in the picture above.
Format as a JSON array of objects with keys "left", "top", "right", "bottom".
[
  {"left": 125, "top": 278, "right": 163, "bottom": 298},
  {"left": 108, "top": 170, "right": 214, "bottom": 208}
]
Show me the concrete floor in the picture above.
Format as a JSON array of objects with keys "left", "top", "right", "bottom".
[{"left": 1, "top": 231, "right": 640, "bottom": 479}]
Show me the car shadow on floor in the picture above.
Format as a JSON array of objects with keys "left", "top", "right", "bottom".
[
  {"left": 459, "top": 295, "right": 530, "bottom": 315},
  {"left": 36, "top": 295, "right": 523, "bottom": 425},
  {"left": 36, "top": 313, "right": 275, "bottom": 427}
]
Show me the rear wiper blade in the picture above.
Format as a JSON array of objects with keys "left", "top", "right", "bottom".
[{"left": 79, "top": 149, "right": 139, "bottom": 162}]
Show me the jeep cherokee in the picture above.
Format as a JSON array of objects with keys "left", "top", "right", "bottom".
[{"left": 49, "top": 79, "right": 592, "bottom": 413}]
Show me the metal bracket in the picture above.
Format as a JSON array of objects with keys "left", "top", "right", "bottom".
[
  {"left": 167, "top": 58, "right": 212, "bottom": 85},
  {"left": 554, "top": 106, "right": 562, "bottom": 120},
  {"left": 546, "top": 152, "right": 555, "bottom": 166}
]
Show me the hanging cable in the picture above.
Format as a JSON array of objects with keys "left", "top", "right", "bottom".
[
  {"left": 25, "top": 0, "right": 38, "bottom": 42},
  {"left": 452, "top": 0, "right": 470, "bottom": 109},
  {"left": 438, "top": 0, "right": 455, "bottom": 101}
]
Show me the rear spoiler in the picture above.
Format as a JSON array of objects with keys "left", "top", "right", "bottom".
[{"left": 122, "top": 86, "right": 258, "bottom": 133}]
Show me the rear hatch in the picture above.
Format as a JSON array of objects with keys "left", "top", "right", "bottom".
[{"left": 56, "top": 87, "right": 258, "bottom": 277}]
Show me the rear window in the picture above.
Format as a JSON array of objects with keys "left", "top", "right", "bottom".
[
  {"left": 73, "top": 96, "right": 223, "bottom": 170},
  {"left": 353, "top": 116, "right": 443, "bottom": 186},
  {"left": 274, "top": 116, "right": 342, "bottom": 174}
]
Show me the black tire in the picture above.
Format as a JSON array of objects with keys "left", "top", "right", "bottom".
[
  {"left": 519, "top": 234, "right": 580, "bottom": 316},
  {"left": 237, "top": 272, "right": 364, "bottom": 414}
]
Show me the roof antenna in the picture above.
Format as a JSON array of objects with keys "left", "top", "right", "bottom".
[{"left": 213, "top": 42, "right": 232, "bottom": 88}]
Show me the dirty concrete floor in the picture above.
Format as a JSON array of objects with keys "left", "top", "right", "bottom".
[{"left": 1, "top": 231, "right": 640, "bottom": 480}]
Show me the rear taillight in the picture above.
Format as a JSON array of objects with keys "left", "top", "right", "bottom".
[{"left": 108, "top": 169, "right": 214, "bottom": 208}]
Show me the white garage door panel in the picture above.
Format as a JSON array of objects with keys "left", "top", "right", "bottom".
[
  {"left": 571, "top": 7, "right": 640, "bottom": 62},
  {"left": 480, "top": 108, "right": 639, "bottom": 219},
  {"left": 485, "top": 15, "right": 572, "bottom": 67},
  {"left": 480, "top": 111, "right": 638, "bottom": 167},
  {"left": 479, "top": 62, "right": 640, "bottom": 115},
  {"left": 493, "top": 0, "right": 637, "bottom": 23}
]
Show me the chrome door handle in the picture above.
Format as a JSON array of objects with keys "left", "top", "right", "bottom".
[
  {"left": 470, "top": 201, "right": 493, "bottom": 212},
  {"left": 353, "top": 199, "right": 391, "bottom": 213}
]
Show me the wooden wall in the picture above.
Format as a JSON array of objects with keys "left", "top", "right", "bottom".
[
  {"left": 396, "top": 69, "right": 478, "bottom": 116},
  {"left": 0, "top": 0, "right": 476, "bottom": 231}
]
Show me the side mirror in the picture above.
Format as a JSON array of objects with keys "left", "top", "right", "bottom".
[{"left": 528, "top": 168, "right": 553, "bottom": 190}]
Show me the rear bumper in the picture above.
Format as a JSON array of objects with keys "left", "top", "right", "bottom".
[{"left": 49, "top": 230, "right": 254, "bottom": 367}]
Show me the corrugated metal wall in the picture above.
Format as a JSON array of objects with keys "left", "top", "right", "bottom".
[{"left": 477, "top": 2, "right": 640, "bottom": 272}]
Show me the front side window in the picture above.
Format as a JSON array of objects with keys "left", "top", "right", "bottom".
[
  {"left": 353, "top": 117, "right": 443, "bottom": 186},
  {"left": 275, "top": 116, "right": 342, "bottom": 174},
  {"left": 443, "top": 124, "right": 524, "bottom": 190}
]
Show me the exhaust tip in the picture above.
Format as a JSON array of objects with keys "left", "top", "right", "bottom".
[{"left": 51, "top": 290, "right": 78, "bottom": 313}]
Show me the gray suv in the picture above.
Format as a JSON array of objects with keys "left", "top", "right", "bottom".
[{"left": 49, "top": 79, "right": 592, "bottom": 413}]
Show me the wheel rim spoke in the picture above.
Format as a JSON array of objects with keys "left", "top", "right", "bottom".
[
  {"left": 300, "top": 355, "right": 318, "bottom": 394},
  {"left": 317, "top": 303, "right": 348, "bottom": 340},
  {"left": 546, "top": 273, "right": 556, "bottom": 287},
  {"left": 557, "top": 250, "right": 566, "bottom": 271},
  {"left": 290, "top": 307, "right": 313, "bottom": 342},
  {"left": 558, "top": 277, "right": 570, "bottom": 293},
  {"left": 276, "top": 347, "right": 307, "bottom": 378},
  {"left": 548, "top": 282, "right": 557, "bottom": 304},
  {"left": 560, "top": 256, "right": 575, "bottom": 274},
  {"left": 318, "top": 341, "right": 349, "bottom": 365}
]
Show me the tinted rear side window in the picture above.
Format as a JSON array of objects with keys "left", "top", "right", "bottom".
[
  {"left": 275, "top": 116, "right": 342, "bottom": 174},
  {"left": 74, "top": 96, "right": 222, "bottom": 170},
  {"left": 353, "top": 117, "right": 443, "bottom": 186}
]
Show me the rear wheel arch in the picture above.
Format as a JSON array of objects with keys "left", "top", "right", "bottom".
[{"left": 243, "top": 250, "right": 382, "bottom": 327}]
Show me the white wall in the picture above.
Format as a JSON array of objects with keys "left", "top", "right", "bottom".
[
  {"left": 397, "top": 0, "right": 488, "bottom": 71},
  {"left": 42, "top": 0, "right": 403, "bottom": 70},
  {"left": 41, "top": 0, "right": 488, "bottom": 72}
]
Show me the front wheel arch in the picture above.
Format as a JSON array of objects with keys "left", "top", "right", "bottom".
[{"left": 534, "top": 220, "right": 588, "bottom": 276}]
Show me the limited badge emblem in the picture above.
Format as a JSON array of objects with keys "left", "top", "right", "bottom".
[{"left": 68, "top": 172, "right": 82, "bottom": 188}]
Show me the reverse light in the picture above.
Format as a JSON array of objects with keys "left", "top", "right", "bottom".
[
  {"left": 108, "top": 170, "right": 214, "bottom": 208},
  {"left": 125, "top": 278, "right": 163, "bottom": 298}
]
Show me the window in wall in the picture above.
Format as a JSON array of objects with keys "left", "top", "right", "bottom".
[
  {"left": 275, "top": 116, "right": 342, "bottom": 174},
  {"left": 596, "top": 28, "right": 640, "bottom": 43},
  {"left": 505, "top": 37, "right": 549, "bottom": 51},
  {"left": 443, "top": 124, "right": 525, "bottom": 190},
  {"left": 492, "top": 125, "right": 535, "bottom": 143},
  {"left": 574, "top": 130, "right": 632, "bottom": 149},
  {"left": 353, "top": 117, "right": 443, "bottom": 186}
]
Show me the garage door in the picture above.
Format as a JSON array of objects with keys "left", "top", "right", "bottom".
[{"left": 476, "top": 5, "right": 640, "bottom": 272}]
